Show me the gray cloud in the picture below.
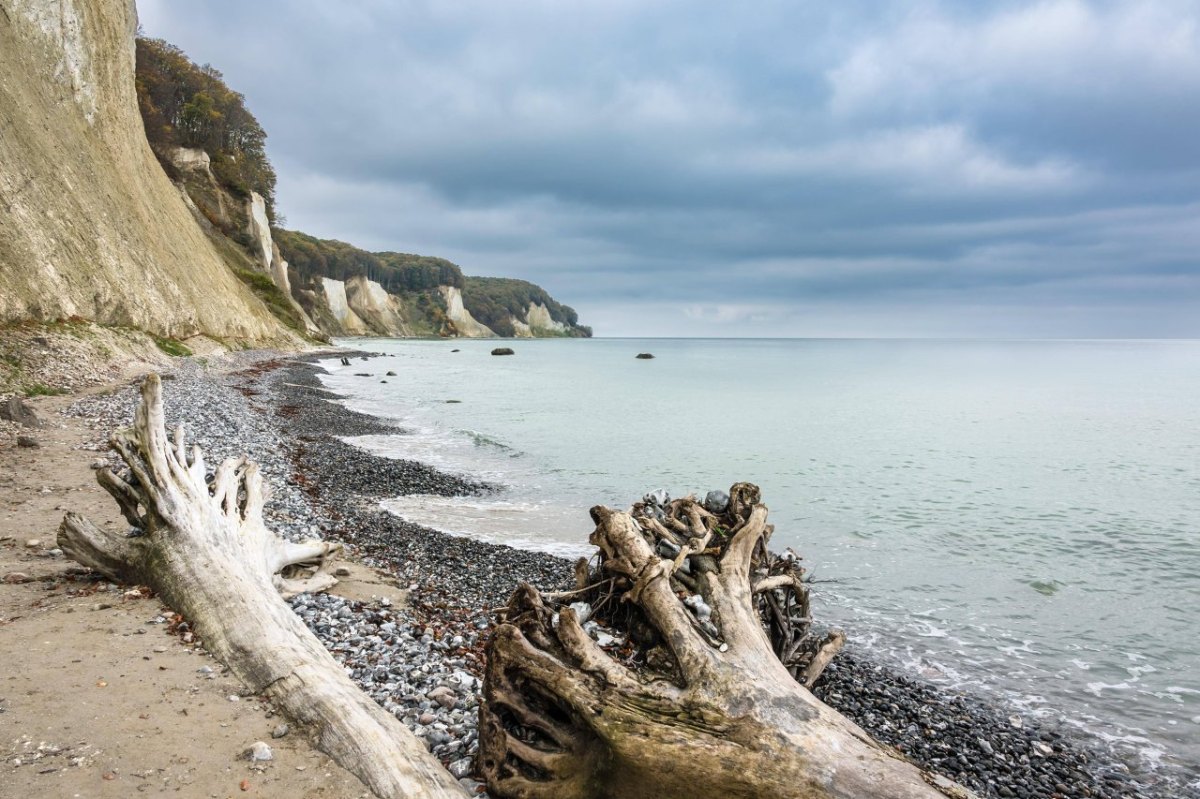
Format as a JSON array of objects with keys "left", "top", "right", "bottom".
[{"left": 138, "top": 0, "right": 1200, "bottom": 336}]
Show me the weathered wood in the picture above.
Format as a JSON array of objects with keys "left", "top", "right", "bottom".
[
  {"left": 480, "top": 486, "right": 977, "bottom": 799},
  {"left": 59, "top": 374, "right": 469, "bottom": 799}
]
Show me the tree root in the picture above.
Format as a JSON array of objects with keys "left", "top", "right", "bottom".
[{"left": 481, "top": 485, "right": 977, "bottom": 799}]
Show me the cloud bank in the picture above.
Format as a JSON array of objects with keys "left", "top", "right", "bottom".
[{"left": 138, "top": 0, "right": 1200, "bottom": 336}]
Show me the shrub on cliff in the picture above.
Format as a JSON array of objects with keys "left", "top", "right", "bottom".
[{"left": 135, "top": 37, "right": 277, "bottom": 218}]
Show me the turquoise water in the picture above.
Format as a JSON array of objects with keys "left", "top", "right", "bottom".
[{"left": 320, "top": 338, "right": 1200, "bottom": 782}]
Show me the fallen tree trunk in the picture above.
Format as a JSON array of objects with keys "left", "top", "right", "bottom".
[
  {"left": 59, "top": 374, "right": 469, "bottom": 799},
  {"left": 480, "top": 485, "right": 975, "bottom": 799}
]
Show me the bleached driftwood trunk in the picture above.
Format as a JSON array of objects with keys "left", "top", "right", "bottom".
[
  {"left": 480, "top": 486, "right": 975, "bottom": 799},
  {"left": 59, "top": 375, "right": 468, "bottom": 799}
]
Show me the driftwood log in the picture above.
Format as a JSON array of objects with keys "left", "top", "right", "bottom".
[
  {"left": 58, "top": 375, "right": 469, "bottom": 799},
  {"left": 480, "top": 485, "right": 974, "bottom": 799}
]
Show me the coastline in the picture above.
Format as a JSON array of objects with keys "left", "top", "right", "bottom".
[
  {"left": 278, "top": 353, "right": 1190, "bottom": 799},
  {"left": 1, "top": 349, "right": 1190, "bottom": 798}
]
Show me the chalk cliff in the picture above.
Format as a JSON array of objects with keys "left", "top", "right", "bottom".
[
  {"left": 0, "top": 0, "right": 297, "bottom": 344},
  {"left": 441, "top": 286, "right": 496, "bottom": 338},
  {"left": 0, "top": 1, "right": 589, "bottom": 344}
]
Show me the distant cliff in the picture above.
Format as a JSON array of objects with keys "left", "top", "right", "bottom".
[
  {"left": 136, "top": 36, "right": 590, "bottom": 341},
  {"left": 0, "top": 0, "right": 298, "bottom": 344},
  {"left": 276, "top": 230, "right": 591, "bottom": 339}
]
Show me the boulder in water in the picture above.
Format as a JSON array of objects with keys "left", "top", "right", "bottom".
[
  {"left": 636, "top": 352, "right": 655, "bottom": 359},
  {"left": 491, "top": 347, "right": 515, "bottom": 356}
]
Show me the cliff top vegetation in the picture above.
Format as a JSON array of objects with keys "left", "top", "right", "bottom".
[{"left": 136, "top": 36, "right": 278, "bottom": 219}]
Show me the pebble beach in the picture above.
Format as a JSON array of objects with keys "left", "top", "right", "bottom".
[{"left": 61, "top": 351, "right": 1191, "bottom": 799}]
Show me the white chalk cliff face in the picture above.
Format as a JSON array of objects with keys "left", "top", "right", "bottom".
[
  {"left": 346, "top": 276, "right": 413, "bottom": 335},
  {"left": 302, "top": 280, "right": 574, "bottom": 339},
  {"left": 510, "top": 302, "right": 571, "bottom": 337},
  {"left": 169, "top": 147, "right": 210, "bottom": 171},
  {"left": 440, "top": 286, "right": 495, "bottom": 337},
  {"left": 525, "top": 301, "right": 570, "bottom": 334},
  {"left": 247, "top": 192, "right": 275, "bottom": 270},
  {"left": 0, "top": 0, "right": 295, "bottom": 343},
  {"left": 319, "top": 278, "right": 367, "bottom": 333},
  {"left": 242, "top": 192, "right": 319, "bottom": 335}
]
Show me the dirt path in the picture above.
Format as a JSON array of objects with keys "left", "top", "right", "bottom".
[{"left": 0, "top": 387, "right": 375, "bottom": 799}]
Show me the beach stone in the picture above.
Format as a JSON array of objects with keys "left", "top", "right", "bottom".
[
  {"left": 567, "top": 601, "right": 592, "bottom": 625},
  {"left": 448, "top": 757, "right": 474, "bottom": 779},
  {"left": 703, "top": 490, "right": 730, "bottom": 514},
  {"left": 245, "top": 741, "right": 273, "bottom": 762},
  {"left": 644, "top": 488, "right": 669, "bottom": 506},
  {"left": 25, "top": 539, "right": 42, "bottom": 548},
  {"left": 271, "top": 723, "right": 290, "bottom": 739},
  {"left": 490, "top": 347, "right": 515, "bottom": 356},
  {"left": 2, "top": 572, "right": 32, "bottom": 584},
  {"left": 1, "top": 397, "right": 43, "bottom": 428},
  {"left": 16, "top": 435, "right": 40, "bottom": 448}
]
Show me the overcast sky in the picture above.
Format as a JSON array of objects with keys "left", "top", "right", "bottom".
[{"left": 139, "top": 0, "right": 1199, "bottom": 338}]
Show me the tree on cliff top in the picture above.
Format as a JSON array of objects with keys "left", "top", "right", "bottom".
[
  {"left": 135, "top": 37, "right": 278, "bottom": 219},
  {"left": 462, "top": 276, "right": 590, "bottom": 337},
  {"left": 274, "top": 229, "right": 466, "bottom": 294}
]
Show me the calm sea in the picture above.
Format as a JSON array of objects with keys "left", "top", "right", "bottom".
[{"left": 319, "top": 338, "right": 1200, "bottom": 785}]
